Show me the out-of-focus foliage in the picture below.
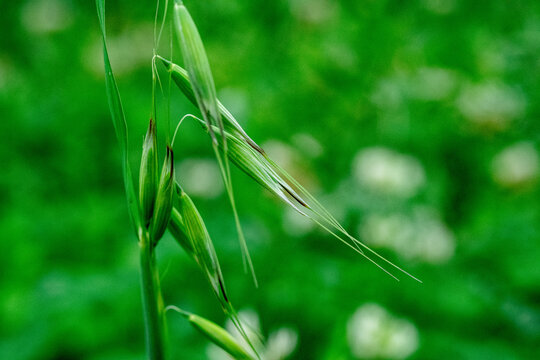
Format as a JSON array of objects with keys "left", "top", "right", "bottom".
[{"left": 1, "top": 0, "right": 540, "bottom": 359}]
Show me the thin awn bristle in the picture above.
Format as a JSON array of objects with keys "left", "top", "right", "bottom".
[
  {"left": 268, "top": 158, "right": 422, "bottom": 281},
  {"left": 154, "top": 0, "right": 170, "bottom": 49},
  {"left": 171, "top": 113, "right": 198, "bottom": 146},
  {"left": 162, "top": 57, "right": 421, "bottom": 282},
  {"left": 203, "top": 115, "right": 421, "bottom": 282},
  {"left": 268, "top": 154, "right": 422, "bottom": 282},
  {"left": 212, "top": 144, "right": 259, "bottom": 288},
  {"left": 308, "top": 217, "right": 400, "bottom": 281}
]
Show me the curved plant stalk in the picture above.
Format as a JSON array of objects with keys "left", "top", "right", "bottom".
[{"left": 140, "top": 231, "right": 168, "bottom": 360}]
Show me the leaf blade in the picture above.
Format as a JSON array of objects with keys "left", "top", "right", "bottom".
[{"left": 96, "top": 0, "right": 142, "bottom": 235}]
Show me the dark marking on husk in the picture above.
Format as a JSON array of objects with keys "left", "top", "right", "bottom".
[
  {"left": 218, "top": 277, "right": 229, "bottom": 303},
  {"left": 166, "top": 146, "right": 174, "bottom": 179},
  {"left": 281, "top": 183, "right": 309, "bottom": 208},
  {"left": 247, "top": 138, "right": 265, "bottom": 155}
]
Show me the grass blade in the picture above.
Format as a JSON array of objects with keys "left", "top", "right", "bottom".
[{"left": 96, "top": 0, "right": 142, "bottom": 235}]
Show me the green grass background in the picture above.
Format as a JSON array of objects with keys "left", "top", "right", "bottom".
[{"left": 1, "top": 0, "right": 539, "bottom": 359}]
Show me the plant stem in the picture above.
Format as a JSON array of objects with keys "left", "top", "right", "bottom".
[{"left": 139, "top": 232, "right": 167, "bottom": 360}]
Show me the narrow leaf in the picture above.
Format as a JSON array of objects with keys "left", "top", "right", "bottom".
[{"left": 96, "top": 0, "right": 142, "bottom": 234}]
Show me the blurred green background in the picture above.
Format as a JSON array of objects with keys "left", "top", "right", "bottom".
[{"left": 1, "top": 0, "right": 540, "bottom": 359}]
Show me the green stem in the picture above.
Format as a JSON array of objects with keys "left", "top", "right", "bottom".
[{"left": 139, "top": 233, "right": 168, "bottom": 360}]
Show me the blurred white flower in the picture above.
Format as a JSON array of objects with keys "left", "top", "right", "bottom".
[
  {"left": 21, "top": 0, "right": 73, "bottom": 34},
  {"left": 347, "top": 303, "right": 419, "bottom": 359},
  {"left": 264, "top": 139, "right": 319, "bottom": 191},
  {"left": 218, "top": 87, "right": 250, "bottom": 124},
  {"left": 353, "top": 147, "right": 426, "bottom": 198},
  {"left": 421, "top": 0, "right": 456, "bottom": 15},
  {"left": 457, "top": 82, "right": 526, "bottom": 129},
  {"left": 475, "top": 39, "right": 512, "bottom": 75},
  {"left": 0, "top": 58, "right": 10, "bottom": 91},
  {"left": 409, "top": 67, "right": 457, "bottom": 101},
  {"left": 292, "top": 133, "right": 324, "bottom": 159},
  {"left": 207, "top": 309, "right": 298, "bottom": 360},
  {"left": 372, "top": 67, "right": 457, "bottom": 107},
  {"left": 282, "top": 207, "right": 315, "bottom": 237},
  {"left": 264, "top": 328, "right": 299, "bottom": 360},
  {"left": 84, "top": 24, "right": 154, "bottom": 77},
  {"left": 176, "top": 158, "right": 224, "bottom": 199},
  {"left": 263, "top": 141, "right": 298, "bottom": 171},
  {"left": 323, "top": 40, "right": 359, "bottom": 71},
  {"left": 491, "top": 142, "right": 539, "bottom": 188},
  {"left": 371, "top": 79, "right": 405, "bottom": 111},
  {"left": 360, "top": 207, "right": 455, "bottom": 264},
  {"left": 288, "top": 0, "right": 338, "bottom": 24},
  {"left": 370, "top": 77, "right": 410, "bottom": 133}
]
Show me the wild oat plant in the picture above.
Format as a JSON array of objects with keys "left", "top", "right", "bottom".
[{"left": 96, "top": 0, "right": 419, "bottom": 358}]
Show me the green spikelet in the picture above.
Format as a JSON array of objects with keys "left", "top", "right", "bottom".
[
  {"left": 150, "top": 146, "right": 175, "bottom": 243},
  {"left": 175, "top": 188, "right": 230, "bottom": 307},
  {"left": 168, "top": 308, "right": 255, "bottom": 360},
  {"left": 139, "top": 118, "right": 158, "bottom": 228},
  {"left": 160, "top": 58, "right": 263, "bottom": 154},
  {"left": 173, "top": 0, "right": 222, "bottom": 144}
]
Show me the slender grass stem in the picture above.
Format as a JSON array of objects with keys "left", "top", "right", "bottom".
[{"left": 139, "top": 232, "right": 168, "bottom": 360}]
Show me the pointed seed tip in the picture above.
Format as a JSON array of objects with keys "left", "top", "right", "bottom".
[
  {"left": 165, "top": 305, "right": 191, "bottom": 319},
  {"left": 280, "top": 183, "right": 309, "bottom": 208},
  {"left": 218, "top": 277, "right": 229, "bottom": 303},
  {"left": 159, "top": 56, "right": 172, "bottom": 69},
  {"left": 168, "top": 147, "right": 174, "bottom": 177}
]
